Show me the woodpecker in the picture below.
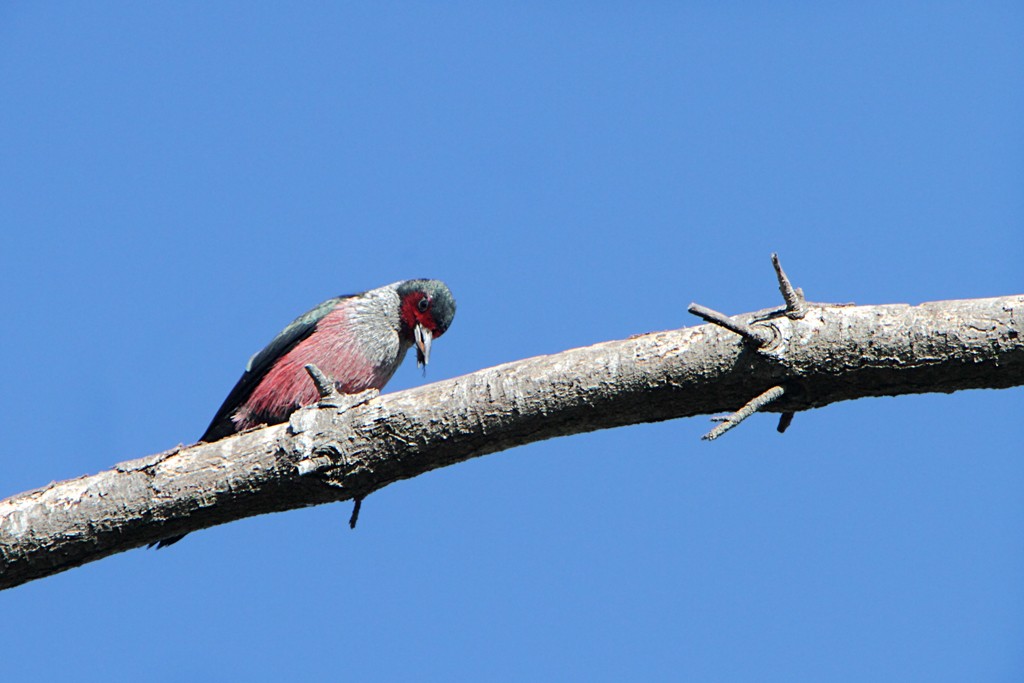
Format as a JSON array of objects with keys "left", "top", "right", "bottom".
[{"left": 151, "top": 278, "right": 456, "bottom": 548}]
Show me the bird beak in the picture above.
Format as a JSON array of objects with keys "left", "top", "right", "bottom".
[{"left": 414, "top": 323, "right": 433, "bottom": 369}]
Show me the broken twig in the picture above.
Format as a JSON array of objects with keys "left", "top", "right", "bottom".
[
  {"left": 688, "top": 303, "right": 774, "bottom": 347},
  {"left": 703, "top": 385, "right": 786, "bottom": 441}
]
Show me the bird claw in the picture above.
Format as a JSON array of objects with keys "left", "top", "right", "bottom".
[{"left": 323, "top": 388, "right": 380, "bottom": 413}]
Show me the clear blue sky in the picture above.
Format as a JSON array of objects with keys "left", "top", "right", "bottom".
[{"left": 2, "top": 4, "right": 1022, "bottom": 681}]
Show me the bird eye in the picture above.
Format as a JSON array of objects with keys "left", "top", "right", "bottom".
[{"left": 417, "top": 296, "right": 430, "bottom": 312}]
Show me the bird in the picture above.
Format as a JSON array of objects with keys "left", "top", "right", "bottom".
[{"left": 151, "top": 278, "right": 456, "bottom": 548}]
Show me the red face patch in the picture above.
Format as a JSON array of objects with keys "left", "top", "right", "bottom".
[{"left": 400, "top": 291, "right": 441, "bottom": 336}]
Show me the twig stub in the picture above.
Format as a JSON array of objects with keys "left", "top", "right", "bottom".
[
  {"left": 771, "top": 253, "right": 807, "bottom": 319},
  {"left": 349, "top": 496, "right": 364, "bottom": 529}
]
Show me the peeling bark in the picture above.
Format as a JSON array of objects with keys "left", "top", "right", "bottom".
[{"left": 1, "top": 294, "right": 1021, "bottom": 590}]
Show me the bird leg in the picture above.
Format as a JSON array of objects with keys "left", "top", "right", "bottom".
[{"left": 304, "top": 363, "right": 342, "bottom": 400}]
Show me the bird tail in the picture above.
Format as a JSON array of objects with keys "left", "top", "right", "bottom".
[{"left": 148, "top": 534, "right": 186, "bottom": 549}]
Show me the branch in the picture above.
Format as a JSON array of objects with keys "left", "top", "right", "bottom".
[{"left": 2, "top": 293, "right": 1022, "bottom": 590}]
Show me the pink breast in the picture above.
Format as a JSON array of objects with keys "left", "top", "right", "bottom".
[{"left": 235, "top": 305, "right": 390, "bottom": 429}]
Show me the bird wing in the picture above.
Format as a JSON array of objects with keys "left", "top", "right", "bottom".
[{"left": 201, "top": 295, "right": 351, "bottom": 442}]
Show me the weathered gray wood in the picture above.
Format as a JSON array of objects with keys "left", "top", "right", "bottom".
[{"left": 1, "top": 294, "right": 1021, "bottom": 590}]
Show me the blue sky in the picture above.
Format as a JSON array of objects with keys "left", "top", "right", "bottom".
[{"left": 1, "top": 3, "right": 1022, "bottom": 681}]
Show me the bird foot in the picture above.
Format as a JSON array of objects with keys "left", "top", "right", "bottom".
[{"left": 303, "top": 364, "right": 379, "bottom": 412}]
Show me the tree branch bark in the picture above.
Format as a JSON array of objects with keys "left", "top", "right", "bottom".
[{"left": 2, "top": 294, "right": 1022, "bottom": 590}]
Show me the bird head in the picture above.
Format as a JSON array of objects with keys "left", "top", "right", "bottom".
[{"left": 396, "top": 279, "right": 457, "bottom": 368}]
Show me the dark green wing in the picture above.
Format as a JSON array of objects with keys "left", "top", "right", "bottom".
[{"left": 200, "top": 296, "right": 349, "bottom": 442}]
